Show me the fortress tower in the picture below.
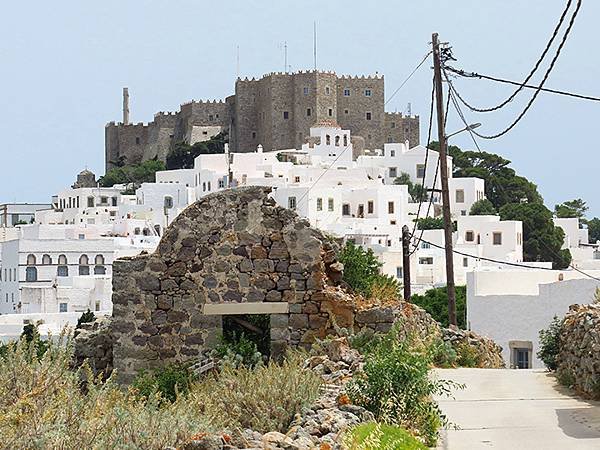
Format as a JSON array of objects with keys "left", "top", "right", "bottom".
[{"left": 105, "top": 70, "right": 420, "bottom": 171}]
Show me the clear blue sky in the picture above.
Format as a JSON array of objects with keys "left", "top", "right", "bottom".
[{"left": 1, "top": 1, "right": 598, "bottom": 215}]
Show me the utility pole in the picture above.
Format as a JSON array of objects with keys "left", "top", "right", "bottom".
[
  {"left": 402, "top": 225, "right": 411, "bottom": 301},
  {"left": 432, "top": 32, "right": 457, "bottom": 327}
]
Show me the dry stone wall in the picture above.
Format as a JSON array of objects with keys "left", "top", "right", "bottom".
[{"left": 557, "top": 303, "right": 600, "bottom": 398}]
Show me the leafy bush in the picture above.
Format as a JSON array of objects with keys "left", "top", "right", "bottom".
[
  {"left": 166, "top": 132, "right": 228, "bottom": 170},
  {"left": 410, "top": 286, "right": 467, "bottom": 329},
  {"left": 415, "top": 217, "right": 444, "bottom": 230},
  {"left": 455, "top": 342, "right": 480, "bottom": 368},
  {"left": 0, "top": 335, "right": 213, "bottom": 449},
  {"left": 76, "top": 309, "right": 95, "bottom": 329},
  {"left": 212, "top": 332, "right": 263, "bottom": 368},
  {"left": 537, "top": 316, "right": 563, "bottom": 371},
  {"left": 428, "top": 338, "right": 457, "bottom": 368},
  {"left": 188, "top": 352, "right": 321, "bottom": 433},
  {"left": 347, "top": 326, "right": 461, "bottom": 446},
  {"left": 132, "top": 363, "right": 198, "bottom": 403},
  {"left": 344, "top": 422, "right": 427, "bottom": 450},
  {"left": 339, "top": 242, "right": 383, "bottom": 297},
  {"left": 469, "top": 198, "right": 497, "bottom": 215},
  {"left": 369, "top": 274, "right": 401, "bottom": 302},
  {"left": 99, "top": 159, "right": 165, "bottom": 189}
]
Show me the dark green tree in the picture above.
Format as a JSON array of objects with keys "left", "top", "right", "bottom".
[
  {"left": 166, "top": 132, "right": 228, "bottom": 170},
  {"left": 76, "top": 309, "right": 96, "bottom": 329},
  {"left": 410, "top": 286, "right": 467, "bottom": 329},
  {"left": 499, "top": 202, "right": 571, "bottom": 269},
  {"left": 430, "top": 142, "right": 543, "bottom": 209},
  {"left": 99, "top": 159, "right": 166, "bottom": 190},
  {"left": 554, "top": 198, "right": 588, "bottom": 219},
  {"left": 587, "top": 218, "right": 600, "bottom": 243},
  {"left": 394, "top": 172, "right": 428, "bottom": 202},
  {"left": 338, "top": 242, "right": 383, "bottom": 297},
  {"left": 415, "top": 217, "right": 444, "bottom": 230},
  {"left": 469, "top": 198, "right": 497, "bottom": 215}
]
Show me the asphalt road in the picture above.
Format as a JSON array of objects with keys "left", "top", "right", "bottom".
[{"left": 434, "top": 368, "right": 600, "bottom": 450}]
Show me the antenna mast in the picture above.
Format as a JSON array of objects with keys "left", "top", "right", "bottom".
[{"left": 313, "top": 21, "right": 317, "bottom": 70}]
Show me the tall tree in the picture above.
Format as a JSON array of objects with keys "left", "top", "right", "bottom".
[
  {"left": 554, "top": 198, "right": 588, "bottom": 219},
  {"left": 499, "top": 202, "right": 571, "bottom": 269}
]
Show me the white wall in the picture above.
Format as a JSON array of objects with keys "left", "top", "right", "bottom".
[{"left": 467, "top": 269, "right": 600, "bottom": 368}]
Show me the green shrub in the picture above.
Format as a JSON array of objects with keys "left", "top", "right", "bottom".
[
  {"left": 339, "top": 241, "right": 383, "bottom": 297},
  {"left": 429, "top": 339, "right": 457, "bottom": 368},
  {"left": 410, "top": 286, "right": 467, "bottom": 329},
  {"left": 348, "top": 328, "right": 381, "bottom": 354},
  {"left": 132, "top": 363, "right": 198, "bottom": 403},
  {"left": 347, "top": 326, "right": 461, "bottom": 446},
  {"left": 212, "top": 332, "right": 263, "bottom": 368},
  {"left": 537, "top": 316, "right": 563, "bottom": 371},
  {"left": 344, "top": 422, "right": 427, "bottom": 450},
  {"left": 76, "top": 309, "right": 96, "bottom": 329},
  {"left": 455, "top": 342, "right": 480, "bottom": 368},
  {"left": 188, "top": 352, "right": 321, "bottom": 433},
  {"left": 0, "top": 335, "right": 213, "bottom": 449}
]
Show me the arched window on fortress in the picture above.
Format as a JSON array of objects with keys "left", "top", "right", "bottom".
[{"left": 79, "top": 255, "right": 90, "bottom": 276}]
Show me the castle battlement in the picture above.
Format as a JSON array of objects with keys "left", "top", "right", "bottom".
[
  {"left": 338, "top": 74, "right": 383, "bottom": 80},
  {"left": 385, "top": 112, "right": 420, "bottom": 119},
  {"left": 154, "top": 111, "right": 177, "bottom": 118},
  {"left": 105, "top": 121, "right": 150, "bottom": 128},
  {"left": 180, "top": 99, "right": 226, "bottom": 106}
]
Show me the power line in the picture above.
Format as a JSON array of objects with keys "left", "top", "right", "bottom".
[
  {"left": 385, "top": 50, "right": 433, "bottom": 106},
  {"left": 446, "top": 0, "right": 582, "bottom": 140},
  {"left": 444, "top": 0, "right": 576, "bottom": 113},
  {"left": 445, "top": 66, "right": 600, "bottom": 103}
]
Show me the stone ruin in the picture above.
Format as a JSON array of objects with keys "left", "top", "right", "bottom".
[{"left": 74, "top": 186, "right": 504, "bottom": 383}]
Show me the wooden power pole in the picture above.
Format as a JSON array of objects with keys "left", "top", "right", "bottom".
[
  {"left": 432, "top": 33, "right": 457, "bottom": 327},
  {"left": 402, "top": 225, "right": 411, "bottom": 301}
]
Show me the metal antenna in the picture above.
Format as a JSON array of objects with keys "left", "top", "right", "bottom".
[
  {"left": 284, "top": 41, "right": 288, "bottom": 73},
  {"left": 313, "top": 21, "right": 317, "bottom": 70},
  {"left": 236, "top": 45, "right": 240, "bottom": 78}
]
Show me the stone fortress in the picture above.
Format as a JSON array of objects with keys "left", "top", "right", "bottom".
[{"left": 105, "top": 70, "right": 420, "bottom": 171}]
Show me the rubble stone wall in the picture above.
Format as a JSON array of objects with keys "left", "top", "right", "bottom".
[{"left": 557, "top": 303, "right": 600, "bottom": 398}]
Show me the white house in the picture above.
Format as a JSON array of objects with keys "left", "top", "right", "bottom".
[{"left": 467, "top": 268, "right": 600, "bottom": 369}]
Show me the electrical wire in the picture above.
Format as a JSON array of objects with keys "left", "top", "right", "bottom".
[
  {"left": 385, "top": 50, "right": 433, "bottom": 106},
  {"left": 445, "top": 66, "right": 600, "bottom": 103},
  {"left": 444, "top": 0, "right": 575, "bottom": 113},
  {"left": 445, "top": 0, "right": 582, "bottom": 140}
]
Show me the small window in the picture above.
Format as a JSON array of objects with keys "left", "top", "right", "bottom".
[
  {"left": 389, "top": 167, "right": 397, "bottom": 178},
  {"left": 94, "top": 265, "right": 106, "bottom": 275},
  {"left": 288, "top": 196, "right": 297, "bottom": 210},
  {"left": 57, "top": 266, "right": 68, "bottom": 277},
  {"left": 388, "top": 201, "right": 394, "bottom": 214},
  {"left": 328, "top": 108, "right": 333, "bottom": 117},
  {"left": 218, "top": 179, "right": 225, "bottom": 189},
  {"left": 135, "top": 137, "right": 140, "bottom": 145},
  {"left": 419, "top": 257, "right": 434, "bottom": 265},
  {"left": 343, "top": 88, "right": 350, "bottom": 96},
  {"left": 208, "top": 114, "right": 214, "bottom": 121},
  {"left": 78, "top": 234, "right": 85, "bottom": 240},
  {"left": 27, "top": 254, "right": 36, "bottom": 266},
  {"left": 416, "top": 164, "right": 426, "bottom": 179},
  {"left": 325, "top": 86, "right": 330, "bottom": 95},
  {"left": 493, "top": 232, "right": 502, "bottom": 245},
  {"left": 316, "top": 198, "right": 323, "bottom": 211},
  {"left": 42, "top": 254, "right": 52, "bottom": 265},
  {"left": 335, "top": 136, "right": 340, "bottom": 146},
  {"left": 391, "top": 122, "right": 396, "bottom": 129},
  {"left": 112, "top": 197, "right": 118, "bottom": 206},
  {"left": 79, "top": 255, "right": 90, "bottom": 276},
  {"left": 26, "top": 267, "right": 37, "bottom": 282},
  {"left": 344, "top": 109, "right": 349, "bottom": 115},
  {"left": 134, "top": 227, "right": 141, "bottom": 235},
  {"left": 367, "top": 201, "right": 374, "bottom": 214},
  {"left": 283, "top": 111, "right": 289, "bottom": 120},
  {"left": 390, "top": 150, "right": 396, "bottom": 157},
  {"left": 58, "top": 254, "right": 67, "bottom": 265},
  {"left": 463, "top": 257, "right": 469, "bottom": 267},
  {"left": 306, "top": 108, "right": 311, "bottom": 117},
  {"left": 456, "top": 189, "right": 465, "bottom": 203},
  {"left": 164, "top": 196, "right": 174, "bottom": 209},
  {"left": 294, "top": 176, "right": 300, "bottom": 183},
  {"left": 342, "top": 204, "right": 350, "bottom": 216},
  {"left": 154, "top": 224, "right": 161, "bottom": 236},
  {"left": 326, "top": 135, "right": 331, "bottom": 145},
  {"left": 396, "top": 266, "right": 403, "bottom": 278},
  {"left": 87, "top": 196, "right": 94, "bottom": 207},
  {"left": 94, "top": 254, "right": 105, "bottom": 265},
  {"left": 465, "top": 231, "right": 474, "bottom": 242},
  {"left": 421, "top": 241, "right": 430, "bottom": 249},
  {"left": 328, "top": 198, "right": 334, "bottom": 212},
  {"left": 366, "top": 112, "right": 372, "bottom": 121},
  {"left": 365, "top": 89, "right": 372, "bottom": 97},
  {"left": 343, "top": 135, "right": 348, "bottom": 146},
  {"left": 303, "top": 87, "right": 309, "bottom": 95},
  {"left": 59, "top": 303, "right": 68, "bottom": 313}
]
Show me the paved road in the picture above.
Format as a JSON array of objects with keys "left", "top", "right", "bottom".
[{"left": 434, "top": 368, "right": 600, "bottom": 450}]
